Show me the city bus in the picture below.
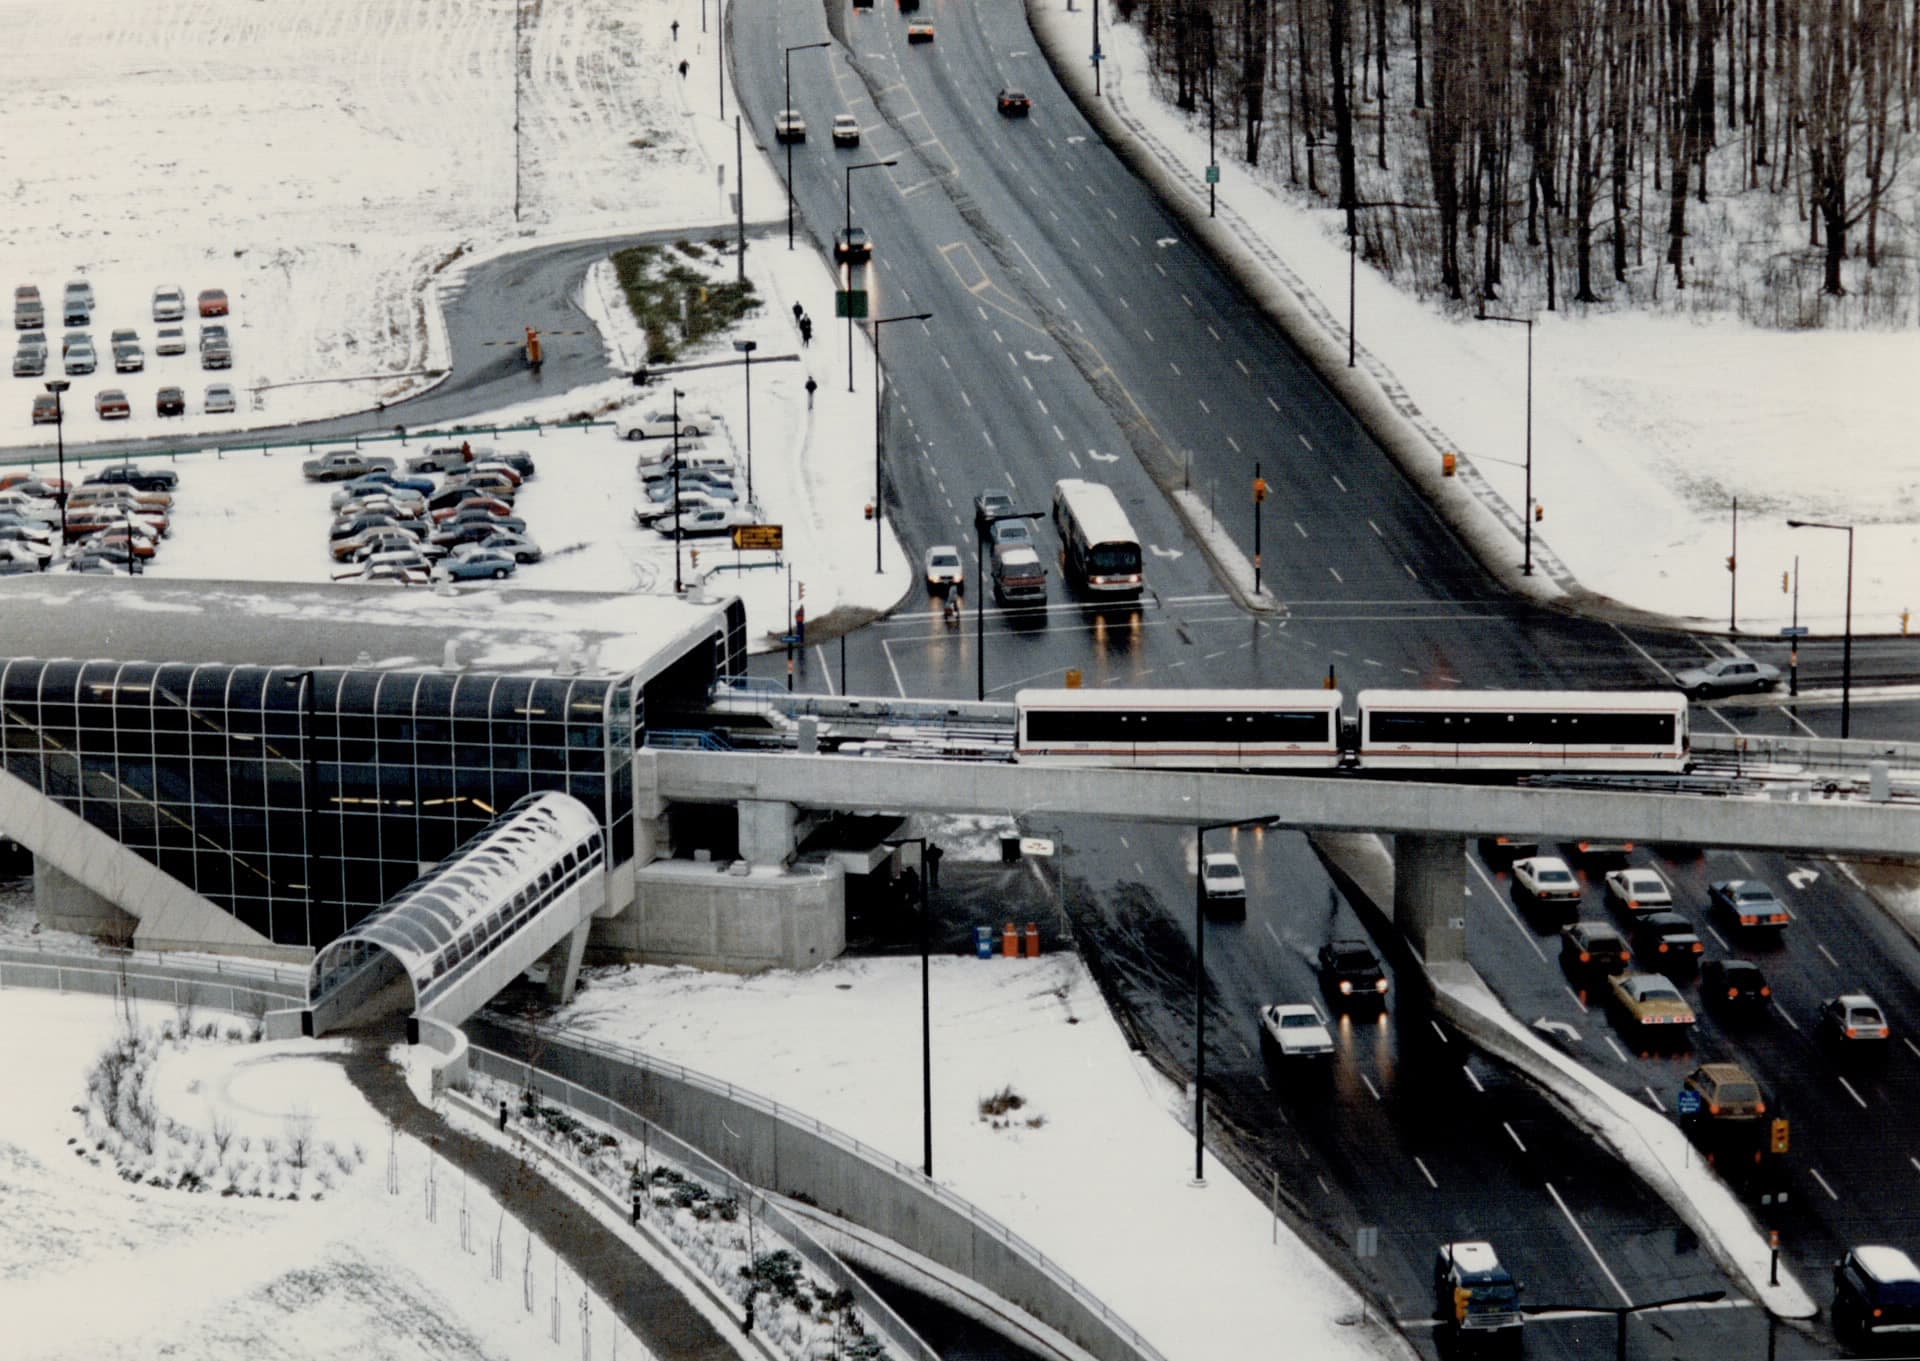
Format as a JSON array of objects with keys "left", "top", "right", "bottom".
[{"left": 1051, "top": 478, "right": 1143, "bottom": 596}]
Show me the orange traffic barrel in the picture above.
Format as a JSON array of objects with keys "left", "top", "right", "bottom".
[
  {"left": 1002, "top": 922, "right": 1019, "bottom": 957},
  {"left": 1024, "top": 923, "right": 1040, "bottom": 957}
]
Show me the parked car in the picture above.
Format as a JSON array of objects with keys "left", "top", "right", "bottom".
[
  {"left": 93, "top": 389, "right": 131, "bottom": 421},
  {"left": 614, "top": 408, "right": 720, "bottom": 440},
  {"left": 85, "top": 464, "right": 178, "bottom": 492},
  {"left": 658, "top": 505, "right": 743, "bottom": 538},
  {"left": 833, "top": 227, "right": 873, "bottom": 264},
  {"left": 112, "top": 339, "right": 145, "bottom": 373},
  {"left": 997, "top": 88, "right": 1033, "bottom": 115},
  {"left": 197, "top": 288, "right": 229, "bottom": 317},
  {"left": 634, "top": 489, "right": 732, "bottom": 526},
  {"left": 1512, "top": 855, "right": 1581, "bottom": 910},
  {"left": 65, "top": 552, "right": 119, "bottom": 575},
  {"left": 430, "top": 493, "right": 516, "bottom": 523},
  {"left": 14, "top": 285, "right": 44, "bottom": 330},
  {"left": 403, "top": 442, "right": 486, "bottom": 474},
  {"left": 492, "top": 449, "right": 537, "bottom": 479},
  {"left": 0, "top": 530, "right": 55, "bottom": 566},
  {"left": 332, "top": 521, "right": 424, "bottom": 560},
  {"left": 1629, "top": 911, "right": 1704, "bottom": 978},
  {"left": 1709, "top": 879, "right": 1792, "bottom": 932},
  {"left": 62, "top": 280, "right": 93, "bottom": 326},
  {"left": 1318, "top": 939, "right": 1389, "bottom": 1008},
  {"left": 1675, "top": 655, "right": 1780, "bottom": 698},
  {"left": 1559, "top": 921, "right": 1632, "bottom": 982},
  {"left": 429, "top": 520, "right": 513, "bottom": 551},
  {"left": 464, "top": 459, "right": 523, "bottom": 488},
  {"left": 154, "top": 326, "right": 187, "bottom": 356},
  {"left": 1609, "top": 972, "right": 1696, "bottom": 1036},
  {"left": 831, "top": 114, "right": 861, "bottom": 147},
  {"left": 12, "top": 336, "right": 46, "bottom": 377},
  {"left": 62, "top": 333, "right": 97, "bottom": 375},
  {"left": 152, "top": 285, "right": 187, "bottom": 322},
  {"left": 200, "top": 340, "right": 232, "bottom": 370},
  {"left": 0, "top": 545, "right": 45, "bottom": 575},
  {"left": 773, "top": 109, "right": 807, "bottom": 143},
  {"left": 1603, "top": 866, "right": 1673, "bottom": 915},
  {"left": 69, "top": 482, "right": 172, "bottom": 511},
  {"left": 77, "top": 526, "right": 156, "bottom": 559},
  {"left": 348, "top": 530, "right": 442, "bottom": 563},
  {"left": 303, "top": 449, "right": 398, "bottom": 482},
  {"left": 643, "top": 470, "right": 737, "bottom": 502},
  {"left": 352, "top": 549, "right": 434, "bottom": 584},
  {"left": 30, "top": 394, "right": 60, "bottom": 425},
  {"left": 437, "top": 507, "right": 526, "bottom": 535},
  {"left": 329, "top": 510, "right": 420, "bottom": 542},
  {"left": 203, "top": 382, "right": 236, "bottom": 414},
  {"left": 477, "top": 529, "right": 543, "bottom": 564},
  {"left": 1200, "top": 851, "right": 1246, "bottom": 916},
  {"left": 924, "top": 544, "right": 964, "bottom": 591},
  {"left": 434, "top": 471, "right": 518, "bottom": 502},
  {"left": 1258, "top": 1003, "right": 1335, "bottom": 1063},
  {"left": 1818, "top": 993, "right": 1890, "bottom": 1047},
  {"left": 330, "top": 474, "right": 431, "bottom": 508},
  {"left": 1700, "top": 958, "right": 1772, "bottom": 1014},
  {"left": 438, "top": 544, "right": 518, "bottom": 581}
]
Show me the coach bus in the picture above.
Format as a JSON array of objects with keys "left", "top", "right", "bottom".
[{"left": 1051, "top": 478, "right": 1143, "bottom": 596}]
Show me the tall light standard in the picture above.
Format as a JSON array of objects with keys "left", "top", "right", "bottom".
[
  {"left": 1192, "top": 816, "right": 1276, "bottom": 1184},
  {"left": 44, "top": 379, "right": 69, "bottom": 541},
  {"left": 844, "top": 157, "right": 897, "bottom": 393},
  {"left": 976, "top": 509, "right": 1044, "bottom": 701},
  {"left": 732, "top": 339, "right": 757, "bottom": 505},
  {"left": 884, "top": 836, "right": 937, "bottom": 1178},
  {"left": 783, "top": 41, "right": 830, "bottom": 250},
  {"left": 1525, "top": 1290, "right": 1725, "bottom": 1361},
  {"left": 670, "top": 387, "right": 688, "bottom": 594},
  {"left": 1474, "top": 311, "right": 1535, "bottom": 576},
  {"left": 870, "top": 311, "right": 932, "bottom": 573},
  {"left": 1787, "top": 518, "right": 1854, "bottom": 738}
]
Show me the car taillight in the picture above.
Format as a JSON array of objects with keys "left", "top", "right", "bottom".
[
  {"left": 1755, "top": 1100, "right": 1766, "bottom": 1114},
  {"left": 1727, "top": 988, "right": 1740, "bottom": 1001},
  {"left": 1339, "top": 981, "right": 1353, "bottom": 995},
  {"left": 1874, "top": 1307, "right": 1885, "bottom": 1318},
  {"left": 1375, "top": 978, "right": 1389, "bottom": 993},
  {"left": 1759, "top": 985, "right": 1772, "bottom": 997},
  {"left": 1740, "top": 915, "right": 1757, "bottom": 925},
  {"left": 1658, "top": 942, "right": 1669, "bottom": 953},
  {"left": 1579, "top": 951, "right": 1591, "bottom": 963},
  {"left": 1708, "top": 1102, "right": 1720, "bottom": 1115},
  {"left": 1691, "top": 942, "right": 1704, "bottom": 953},
  {"left": 1847, "top": 1026, "right": 1858, "bottom": 1039},
  {"left": 1879, "top": 1027, "right": 1891, "bottom": 1039}
]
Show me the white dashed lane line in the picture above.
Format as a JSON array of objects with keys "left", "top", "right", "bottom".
[
  {"left": 1810, "top": 1168, "right": 1840, "bottom": 1201},
  {"left": 1414, "top": 1157, "right": 1438, "bottom": 1189},
  {"left": 1546, "top": 1181, "right": 1634, "bottom": 1307},
  {"left": 1837, "top": 1075, "right": 1869, "bottom": 1109}
]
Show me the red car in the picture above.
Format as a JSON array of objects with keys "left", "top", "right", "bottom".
[
  {"left": 430, "top": 494, "right": 514, "bottom": 524},
  {"left": 31, "top": 395, "right": 60, "bottom": 425},
  {"left": 197, "top": 288, "right": 229, "bottom": 317}
]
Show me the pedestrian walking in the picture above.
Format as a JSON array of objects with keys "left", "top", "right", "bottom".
[
  {"left": 678, "top": 59, "right": 689, "bottom": 78},
  {"left": 804, "top": 376, "right": 817, "bottom": 409},
  {"left": 799, "top": 315, "right": 813, "bottom": 346},
  {"left": 497, "top": 1100, "right": 508, "bottom": 1131},
  {"left": 671, "top": 18, "right": 679, "bottom": 40},
  {"left": 792, "top": 301, "right": 804, "bottom": 324}
]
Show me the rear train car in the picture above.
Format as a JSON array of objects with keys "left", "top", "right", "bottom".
[{"left": 1354, "top": 689, "right": 1689, "bottom": 773}]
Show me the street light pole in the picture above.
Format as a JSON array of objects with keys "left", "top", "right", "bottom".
[
  {"left": 845, "top": 158, "right": 897, "bottom": 394},
  {"left": 884, "top": 836, "right": 935, "bottom": 1178},
  {"left": 45, "top": 379, "right": 70, "bottom": 541},
  {"left": 731, "top": 340, "right": 757, "bottom": 505},
  {"left": 977, "top": 509, "right": 1044, "bottom": 701},
  {"left": 1787, "top": 518, "right": 1854, "bottom": 738},
  {"left": 870, "top": 312, "right": 933, "bottom": 574},
  {"left": 783, "top": 42, "right": 830, "bottom": 250},
  {"left": 1526, "top": 1290, "right": 1725, "bottom": 1361},
  {"left": 1475, "top": 312, "right": 1535, "bottom": 576},
  {"left": 671, "top": 387, "right": 687, "bottom": 593}
]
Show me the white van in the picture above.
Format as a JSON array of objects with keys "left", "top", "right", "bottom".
[{"left": 638, "top": 447, "right": 736, "bottom": 481}]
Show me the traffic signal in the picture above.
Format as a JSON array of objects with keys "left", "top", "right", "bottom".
[
  {"left": 1782, "top": 570, "right": 1790, "bottom": 594},
  {"left": 1727, "top": 555, "right": 1737, "bottom": 573},
  {"left": 1253, "top": 476, "right": 1269, "bottom": 504},
  {"left": 1453, "top": 1287, "right": 1472, "bottom": 1323},
  {"left": 1771, "top": 1118, "right": 1791, "bottom": 1154},
  {"left": 797, "top": 581, "right": 805, "bottom": 600},
  {"left": 863, "top": 503, "right": 875, "bottom": 521},
  {"left": 1533, "top": 504, "right": 1544, "bottom": 521}
]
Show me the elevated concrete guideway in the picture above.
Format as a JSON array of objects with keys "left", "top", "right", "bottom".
[{"left": 650, "top": 748, "right": 1918, "bottom": 965}]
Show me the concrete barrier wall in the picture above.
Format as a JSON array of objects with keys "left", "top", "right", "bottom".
[{"left": 467, "top": 1017, "right": 1169, "bottom": 1361}]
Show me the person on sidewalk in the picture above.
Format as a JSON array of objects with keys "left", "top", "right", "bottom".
[
  {"left": 799, "top": 315, "right": 813, "bottom": 346},
  {"left": 805, "top": 376, "right": 817, "bottom": 409}
]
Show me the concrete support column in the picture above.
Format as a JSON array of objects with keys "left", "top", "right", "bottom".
[
  {"left": 737, "top": 799, "right": 797, "bottom": 867},
  {"left": 542, "top": 917, "right": 594, "bottom": 1005},
  {"left": 1392, "top": 833, "right": 1466, "bottom": 964},
  {"left": 34, "top": 859, "right": 138, "bottom": 942}
]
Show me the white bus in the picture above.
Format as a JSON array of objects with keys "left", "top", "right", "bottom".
[{"left": 1051, "top": 478, "right": 1143, "bottom": 596}]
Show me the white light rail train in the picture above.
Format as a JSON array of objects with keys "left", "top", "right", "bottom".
[{"left": 1013, "top": 688, "right": 1691, "bottom": 775}]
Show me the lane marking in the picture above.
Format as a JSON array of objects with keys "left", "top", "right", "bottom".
[
  {"left": 1360, "top": 1073, "right": 1381, "bottom": 1102},
  {"left": 1267, "top": 396, "right": 1280, "bottom": 411},
  {"left": 1504, "top": 1121, "right": 1528, "bottom": 1153},
  {"left": 1331, "top": 475, "right": 1348, "bottom": 492},
  {"left": 1816, "top": 942, "right": 1840, "bottom": 968},
  {"left": 1463, "top": 1065, "right": 1484, "bottom": 1093},
  {"left": 1810, "top": 1167, "right": 1840, "bottom": 1201},
  {"left": 1466, "top": 855, "right": 1549, "bottom": 962},
  {"left": 1430, "top": 1020, "right": 1450, "bottom": 1045},
  {"left": 1546, "top": 1181, "right": 1634, "bottom": 1306},
  {"left": 1328, "top": 567, "right": 1343, "bottom": 583},
  {"left": 1235, "top": 359, "right": 1249, "bottom": 375},
  {"left": 1414, "top": 1156, "right": 1438, "bottom": 1189},
  {"left": 1299, "top": 433, "right": 1314, "bottom": 450},
  {"left": 1643, "top": 1086, "right": 1664, "bottom": 1112},
  {"left": 1604, "top": 1035, "right": 1632, "bottom": 1062},
  {"left": 1838, "top": 1074, "right": 1868, "bottom": 1109},
  {"left": 1776, "top": 1004, "right": 1799, "bottom": 1033}
]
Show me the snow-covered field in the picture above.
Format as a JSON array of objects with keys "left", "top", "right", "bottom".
[{"left": 0, "top": 990, "right": 664, "bottom": 1361}]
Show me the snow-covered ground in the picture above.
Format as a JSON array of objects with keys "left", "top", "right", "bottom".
[
  {"left": 0, "top": 989, "right": 671, "bottom": 1361},
  {"left": 556, "top": 951, "right": 1410, "bottom": 1361},
  {"left": 1044, "top": 1, "right": 1919, "bottom": 634}
]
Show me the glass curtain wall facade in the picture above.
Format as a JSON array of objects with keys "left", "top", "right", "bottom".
[{"left": 0, "top": 659, "right": 638, "bottom": 950}]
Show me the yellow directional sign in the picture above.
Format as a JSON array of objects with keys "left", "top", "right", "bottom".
[{"left": 732, "top": 524, "right": 783, "bottom": 551}]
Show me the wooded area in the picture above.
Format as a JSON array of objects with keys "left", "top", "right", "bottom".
[{"left": 1116, "top": 0, "right": 1919, "bottom": 326}]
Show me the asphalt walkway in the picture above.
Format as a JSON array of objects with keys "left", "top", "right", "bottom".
[{"left": 335, "top": 1035, "right": 748, "bottom": 1361}]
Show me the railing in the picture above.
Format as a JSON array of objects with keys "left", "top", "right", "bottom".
[
  {"left": 644, "top": 728, "right": 735, "bottom": 752},
  {"left": 0, "top": 956, "right": 292, "bottom": 1018},
  {"left": 0, "top": 941, "right": 307, "bottom": 995},
  {"left": 479, "top": 1015, "right": 1171, "bottom": 1361},
  {"left": 467, "top": 1043, "right": 942, "bottom": 1361},
  {"left": 32, "top": 418, "right": 613, "bottom": 474},
  {"left": 1694, "top": 731, "right": 1920, "bottom": 776}
]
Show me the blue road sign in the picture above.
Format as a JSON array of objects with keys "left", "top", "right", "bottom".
[
  {"left": 1779, "top": 626, "right": 1809, "bottom": 637},
  {"left": 1677, "top": 1088, "right": 1704, "bottom": 1116}
]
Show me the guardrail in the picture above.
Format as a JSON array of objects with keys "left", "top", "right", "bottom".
[
  {"left": 476, "top": 1014, "right": 1170, "bottom": 1361},
  {"left": 10, "top": 418, "right": 614, "bottom": 474},
  {"left": 1694, "top": 731, "right": 1920, "bottom": 775},
  {"left": 0, "top": 956, "right": 292, "bottom": 1018},
  {"left": 467, "top": 1044, "right": 940, "bottom": 1361},
  {"left": 0, "top": 941, "right": 307, "bottom": 994}
]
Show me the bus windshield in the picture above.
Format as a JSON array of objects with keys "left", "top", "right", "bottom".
[{"left": 1089, "top": 542, "right": 1140, "bottom": 575}]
